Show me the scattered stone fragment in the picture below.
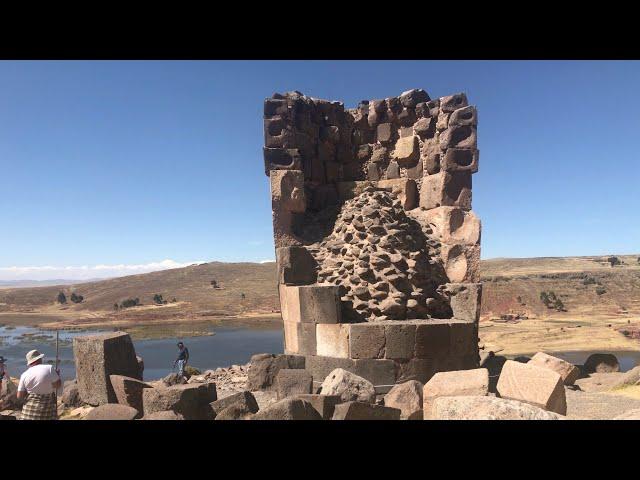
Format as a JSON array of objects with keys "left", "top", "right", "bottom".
[
  {"left": 429, "top": 395, "right": 565, "bottom": 420},
  {"left": 84, "top": 404, "right": 140, "bottom": 420},
  {"left": 384, "top": 380, "right": 424, "bottom": 419},
  {"left": 252, "top": 398, "right": 322, "bottom": 420},
  {"left": 332, "top": 401, "right": 401, "bottom": 420},
  {"left": 423, "top": 369, "right": 489, "bottom": 418},
  {"left": 528, "top": 352, "right": 581, "bottom": 385},
  {"left": 319, "top": 368, "right": 376, "bottom": 404}
]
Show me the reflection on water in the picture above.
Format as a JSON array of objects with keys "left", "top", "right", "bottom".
[{"left": 0, "top": 321, "right": 284, "bottom": 383}]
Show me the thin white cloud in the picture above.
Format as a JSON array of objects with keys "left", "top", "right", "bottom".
[
  {"left": 0, "top": 259, "right": 207, "bottom": 282},
  {"left": 259, "top": 259, "right": 275, "bottom": 263}
]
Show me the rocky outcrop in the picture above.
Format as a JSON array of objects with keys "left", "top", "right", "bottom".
[
  {"left": 142, "top": 383, "right": 217, "bottom": 420},
  {"left": 247, "top": 354, "right": 305, "bottom": 391},
  {"left": 584, "top": 353, "right": 620, "bottom": 373}
]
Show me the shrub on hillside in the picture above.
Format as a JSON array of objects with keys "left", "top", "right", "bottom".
[
  {"left": 596, "top": 286, "right": 607, "bottom": 295},
  {"left": 120, "top": 298, "right": 141, "bottom": 309},
  {"left": 70, "top": 292, "right": 84, "bottom": 304},
  {"left": 153, "top": 293, "right": 167, "bottom": 305},
  {"left": 608, "top": 256, "right": 621, "bottom": 267},
  {"left": 57, "top": 292, "right": 67, "bottom": 304}
]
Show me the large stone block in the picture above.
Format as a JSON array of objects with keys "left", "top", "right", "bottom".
[
  {"left": 252, "top": 398, "right": 322, "bottom": 420},
  {"left": 332, "top": 401, "right": 401, "bottom": 420},
  {"left": 377, "top": 178, "right": 418, "bottom": 211},
  {"left": 529, "top": 352, "right": 581, "bottom": 386},
  {"left": 392, "top": 135, "right": 419, "bottom": 168},
  {"left": 279, "top": 284, "right": 341, "bottom": 324},
  {"left": 348, "top": 323, "right": 385, "bottom": 359},
  {"left": 73, "top": 332, "right": 141, "bottom": 406},
  {"left": 353, "top": 359, "right": 397, "bottom": 388},
  {"left": 384, "top": 323, "right": 417, "bottom": 360},
  {"left": 276, "top": 246, "right": 317, "bottom": 285},
  {"left": 414, "top": 322, "right": 451, "bottom": 359},
  {"left": 441, "top": 283, "right": 482, "bottom": 323},
  {"left": 247, "top": 353, "right": 305, "bottom": 391},
  {"left": 449, "top": 321, "right": 479, "bottom": 358},
  {"left": 439, "top": 93, "right": 468, "bottom": 113},
  {"left": 142, "top": 383, "right": 217, "bottom": 420},
  {"left": 84, "top": 404, "right": 139, "bottom": 421},
  {"left": 292, "top": 394, "right": 342, "bottom": 420},
  {"left": 448, "top": 105, "right": 477, "bottom": 127},
  {"left": 283, "top": 321, "right": 317, "bottom": 355},
  {"left": 411, "top": 206, "right": 480, "bottom": 246},
  {"left": 276, "top": 369, "right": 313, "bottom": 400},
  {"left": 496, "top": 360, "right": 567, "bottom": 415},
  {"left": 439, "top": 125, "right": 477, "bottom": 150},
  {"left": 209, "top": 391, "right": 259, "bottom": 418},
  {"left": 109, "top": 375, "right": 152, "bottom": 415},
  {"left": 419, "top": 171, "right": 472, "bottom": 210},
  {"left": 440, "top": 243, "right": 481, "bottom": 283},
  {"left": 423, "top": 368, "right": 489, "bottom": 418},
  {"left": 270, "top": 169, "right": 305, "bottom": 213},
  {"left": 263, "top": 148, "right": 302, "bottom": 175},
  {"left": 429, "top": 395, "right": 564, "bottom": 420},
  {"left": 384, "top": 380, "right": 424, "bottom": 420},
  {"left": 316, "top": 324, "right": 350, "bottom": 358},
  {"left": 305, "top": 355, "right": 355, "bottom": 390},
  {"left": 441, "top": 148, "right": 479, "bottom": 173},
  {"left": 320, "top": 368, "right": 376, "bottom": 403}
]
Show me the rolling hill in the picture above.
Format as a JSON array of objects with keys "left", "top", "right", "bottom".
[{"left": 0, "top": 254, "right": 638, "bottom": 329}]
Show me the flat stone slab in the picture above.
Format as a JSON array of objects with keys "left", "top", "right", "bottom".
[{"left": 565, "top": 388, "right": 640, "bottom": 420}]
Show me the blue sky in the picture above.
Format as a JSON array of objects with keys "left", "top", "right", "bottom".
[{"left": 0, "top": 61, "right": 638, "bottom": 280}]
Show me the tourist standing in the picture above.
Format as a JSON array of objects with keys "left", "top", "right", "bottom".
[
  {"left": 17, "top": 350, "right": 62, "bottom": 420},
  {"left": 174, "top": 342, "right": 189, "bottom": 378}
]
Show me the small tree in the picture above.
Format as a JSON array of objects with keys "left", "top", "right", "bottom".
[
  {"left": 113, "top": 303, "right": 119, "bottom": 311},
  {"left": 120, "top": 298, "right": 141, "bottom": 309},
  {"left": 57, "top": 291, "right": 67, "bottom": 304},
  {"left": 153, "top": 293, "right": 164, "bottom": 305},
  {"left": 70, "top": 292, "right": 84, "bottom": 304},
  {"left": 210, "top": 280, "right": 218, "bottom": 288},
  {"left": 608, "top": 256, "right": 621, "bottom": 267}
]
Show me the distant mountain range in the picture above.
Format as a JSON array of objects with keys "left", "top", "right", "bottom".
[{"left": 0, "top": 279, "right": 107, "bottom": 288}]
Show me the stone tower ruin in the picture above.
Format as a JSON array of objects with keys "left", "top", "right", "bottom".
[{"left": 264, "top": 88, "right": 481, "bottom": 390}]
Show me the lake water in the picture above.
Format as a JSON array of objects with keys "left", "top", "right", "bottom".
[{"left": 0, "top": 322, "right": 284, "bottom": 382}]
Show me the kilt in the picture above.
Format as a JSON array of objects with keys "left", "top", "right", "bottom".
[{"left": 20, "top": 392, "right": 57, "bottom": 420}]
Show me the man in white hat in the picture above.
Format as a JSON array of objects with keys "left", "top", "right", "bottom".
[{"left": 16, "top": 350, "right": 62, "bottom": 420}]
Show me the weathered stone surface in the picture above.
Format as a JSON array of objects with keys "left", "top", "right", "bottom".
[
  {"left": 142, "top": 383, "right": 217, "bottom": 420},
  {"left": 441, "top": 148, "right": 479, "bottom": 173},
  {"left": 279, "top": 284, "right": 341, "bottom": 324},
  {"left": 142, "top": 410, "right": 184, "bottom": 420},
  {"left": 439, "top": 243, "right": 480, "bottom": 283},
  {"left": 61, "top": 381, "right": 81, "bottom": 408},
  {"left": 305, "top": 355, "right": 355, "bottom": 390},
  {"left": 392, "top": 135, "right": 419, "bottom": 168},
  {"left": 210, "top": 391, "right": 259, "bottom": 418},
  {"left": 162, "top": 373, "right": 187, "bottom": 386},
  {"left": 247, "top": 353, "right": 305, "bottom": 391},
  {"left": 610, "top": 366, "right": 640, "bottom": 389},
  {"left": 399, "top": 89, "right": 430, "bottom": 108},
  {"left": 440, "top": 283, "right": 482, "bottom": 322},
  {"left": 613, "top": 408, "right": 640, "bottom": 420},
  {"left": 377, "top": 178, "right": 418, "bottom": 211},
  {"left": 423, "top": 368, "right": 489, "bottom": 418},
  {"left": 109, "top": 375, "right": 152, "bottom": 415},
  {"left": 276, "top": 369, "right": 313, "bottom": 400},
  {"left": 73, "top": 331, "right": 141, "bottom": 406},
  {"left": 320, "top": 368, "right": 376, "bottom": 403},
  {"left": 276, "top": 246, "right": 317, "bottom": 286},
  {"left": 292, "top": 394, "right": 342, "bottom": 420},
  {"left": 439, "top": 93, "right": 468, "bottom": 113},
  {"left": 448, "top": 105, "right": 477, "bottom": 126},
  {"left": 410, "top": 206, "right": 480, "bottom": 246},
  {"left": 419, "top": 171, "right": 472, "bottom": 211},
  {"left": 529, "top": 352, "right": 581, "bottom": 385},
  {"left": 384, "top": 324, "right": 417, "bottom": 360},
  {"left": 84, "top": 403, "right": 139, "bottom": 421},
  {"left": 252, "top": 398, "right": 322, "bottom": 420},
  {"left": 429, "top": 395, "right": 564, "bottom": 420},
  {"left": 332, "top": 401, "right": 401, "bottom": 420},
  {"left": 215, "top": 403, "right": 256, "bottom": 420},
  {"left": 353, "top": 359, "right": 397, "bottom": 388},
  {"left": 264, "top": 148, "right": 302, "bottom": 176},
  {"left": 497, "top": 360, "right": 567, "bottom": 415},
  {"left": 349, "top": 323, "right": 385, "bottom": 359},
  {"left": 283, "top": 321, "right": 317, "bottom": 355},
  {"left": 384, "top": 380, "right": 423, "bottom": 419},
  {"left": 316, "top": 324, "right": 350, "bottom": 358},
  {"left": 584, "top": 353, "right": 620, "bottom": 373},
  {"left": 270, "top": 169, "right": 305, "bottom": 213}
]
